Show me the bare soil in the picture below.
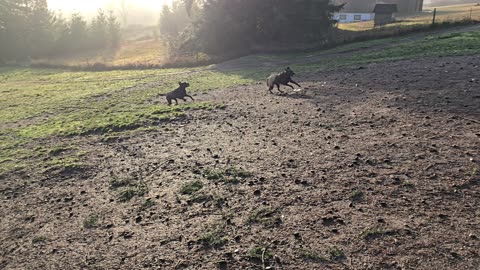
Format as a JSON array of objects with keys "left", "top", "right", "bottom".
[{"left": 1, "top": 54, "right": 479, "bottom": 270}]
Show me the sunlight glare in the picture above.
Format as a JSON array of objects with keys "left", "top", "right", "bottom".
[{"left": 48, "top": 0, "right": 174, "bottom": 12}]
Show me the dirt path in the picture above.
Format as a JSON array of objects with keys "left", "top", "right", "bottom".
[{"left": 1, "top": 54, "right": 479, "bottom": 269}]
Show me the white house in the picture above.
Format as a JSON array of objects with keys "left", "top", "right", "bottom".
[
  {"left": 333, "top": 0, "right": 376, "bottom": 23},
  {"left": 333, "top": 0, "right": 423, "bottom": 23},
  {"left": 333, "top": 13, "right": 374, "bottom": 23}
]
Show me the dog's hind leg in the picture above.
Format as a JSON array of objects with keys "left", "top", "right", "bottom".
[
  {"left": 276, "top": 84, "right": 284, "bottom": 93},
  {"left": 268, "top": 85, "right": 274, "bottom": 94}
]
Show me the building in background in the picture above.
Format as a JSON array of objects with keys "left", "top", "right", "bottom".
[
  {"left": 374, "top": 4, "right": 398, "bottom": 26},
  {"left": 395, "top": 0, "right": 424, "bottom": 14},
  {"left": 333, "top": 0, "right": 423, "bottom": 23},
  {"left": 333, "top": 2, "right": 375, "bottom": 23}
]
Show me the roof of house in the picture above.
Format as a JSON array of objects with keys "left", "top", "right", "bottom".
[
  {"left": 373, "top": 4, "right": 398, "bottom": 13},
  {"left": 334, "top": 0, "right": 376, "bottom": 13},
  {"left": 334, "top": 0, "right": 420, "bottom": 14}
]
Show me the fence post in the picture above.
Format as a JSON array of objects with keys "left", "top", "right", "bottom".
[{"left": 432, "top": 8, "right": 436, "bottom": 25}]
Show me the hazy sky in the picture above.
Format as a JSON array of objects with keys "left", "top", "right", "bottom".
[{"left": 48, "top": 0, "right": 173, "bottom": 12}]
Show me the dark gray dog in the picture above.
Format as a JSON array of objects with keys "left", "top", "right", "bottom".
[
  {"left": 166, "top": 82, "right": 193, "bottom": 105},
  {"left": 266, "top": 67, "right": 301, "bottom": 94}
]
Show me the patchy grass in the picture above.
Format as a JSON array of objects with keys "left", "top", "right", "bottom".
[
  {"left": 327, "top": 247, "right": 346, "bottom": 261},
  {"left": 140, "top": 198, "right": 156, "bottom": 210},
  {"left": 180, "top": 180, "right": 204, "bottom": 195},
  {"left": 213, "top": 196, "right": 228, "bottom": 208},
  {"left": 18, "top": 101, "right": 222, "bottom": 138},
  {"left": 188, "top": 193, "right": 212, "bottom": 205},
  {"left": 202, "top": 166, "right": 252, "bottom": 184},
  {"left": 298, "top": 249, "right": 329, "bottom": 263},
  {"left": 248, "top": 246, "right": 273, "bottom": 262},
  {"left": 47, "top": 145, "right": 73, "bottom": 156},
  {"left": 325, "top": 37, "right": 397, "bottom": 53},
  {"left": 200, "top": 224, "right": 228, "bottom": 248},
  {"left": 360, "top": 227, "right": 395, "bottom": 240},
  {"left": 350, "top": 190, "right": 364, "bottom": 202},
  {"left": 110, "top": 177, "right": 133, "bottom": 189},
  {"left": 202, "top": 168, "right": 224, "bottom": 181},
  {"left": 44, "top": 157, "right": 84, "bottom": 174},
  {"left": 247, "top": 207, "right": 282, "bottom": 227},
  {"left": 32, "top": 235, "right": 47, "bottom": 244},
  {"left": 83, "top": 214, "right": 99, "bottom": 229},
  {"left": 116, "top": 181, "right": 149, "bottom": 202}
]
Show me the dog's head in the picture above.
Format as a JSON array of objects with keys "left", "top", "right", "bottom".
[
  {"left": 178, "top": 82, "right": 190, "bottom": 88},
  {"left": 285, "top": 67, "right": 295, "bottom": 77}
]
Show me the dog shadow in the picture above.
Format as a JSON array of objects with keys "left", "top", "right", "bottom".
[{"left": 275, "top": 91, "right": 313, "bottom": 99}]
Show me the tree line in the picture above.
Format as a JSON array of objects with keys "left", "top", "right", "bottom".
[
  {"left": 159, "top": 0, "right": 343, "bottom": 55},
  {"left": 0, "top": 0, "right": 121, "bottom": 62}
]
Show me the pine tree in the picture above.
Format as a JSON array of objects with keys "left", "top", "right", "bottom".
[
  {"left": 68, "top": 13, "right": 88, "bottom": 52},
  {"left": 0, "top": 0, "right": 29, "bottom": 60},
  {"left": 183, "top": 0, "right": 342, "bottom": 54},
  {"left": 107, "top": 10, "right": 121, "bottom": 49},
  {"left": 28, "top": 0, "right": 55, "bottom": 57},
  {"left": 0, "top": 1, "right": 123, "bottom": 61},
  {"left": 90, "top": 9, "right": 109, "bottom": 49}
]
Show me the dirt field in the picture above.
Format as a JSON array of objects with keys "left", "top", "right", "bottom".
[{"left": 1, "top": 53, "right": 480, "bottom": 269}]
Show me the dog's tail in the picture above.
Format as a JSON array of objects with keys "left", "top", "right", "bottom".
[{"left": 266, "top": 75, "right": 274, "bottom": 87}]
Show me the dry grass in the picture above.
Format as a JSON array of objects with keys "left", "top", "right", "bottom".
[
  {"left": 33, "top": 39, "right": 170, "bottom": 67},
  {"left": 109, "top": 40, "right": 169, "bottom": 65},
  {"left": 32, "top": 38, "right": 214, "bottom": 70},
  {"left": 403, "top": 3, "right": 480, "bottom": 23}
]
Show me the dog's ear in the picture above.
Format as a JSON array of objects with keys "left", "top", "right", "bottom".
[{"left": 178, "top": 82, "right": 182, "bottom": 85}]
